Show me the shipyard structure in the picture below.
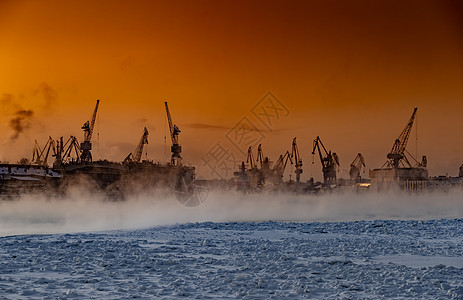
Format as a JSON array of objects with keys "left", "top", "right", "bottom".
[
  {"left": 0, "top": 100, "right": 206, "bottom": 206},
  {"left": 1, "top": 102, "right": 462, "bottom": 199},
  {"left": 230, "top": 107, "right": 461, "bottom": 194},
  {"left": 369, "top": 108, "right": 429, "bottom": 191}
]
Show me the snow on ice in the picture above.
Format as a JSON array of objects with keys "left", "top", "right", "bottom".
[{"left": 0, "top": 191, "right": 462, "bottom": 299}]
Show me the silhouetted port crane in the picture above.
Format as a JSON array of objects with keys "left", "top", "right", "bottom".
[
  {"left": 165, "top": 102, "right": 182, "bottom": 166},
  {"left": 383, "top": 107, "right": 426, "bottom": 168},
  {"left": 291, "top": 138, "right": 303, "bottom": 183},
  {"left": 273, "top": 150, "right": 293, "bottom": 182},
  {"left": 80, "top": 100, "right": 100, "bottom": 163},
  {"left": 349, "top": 153, "right": 365, "bottom": 183},
  {"left": 246, "top": 146, "right": 256, "bottom": 169},
  {"left": 312, "top": 136, "right": 339, "bottom": 187},
  {"left": 244, "top": 146, "right": 265, "bottom": 188},
  {"left": 32, "top": 137, "right": 56, "bottom": 167},
  {"left": 256, "top": 144, "right": 264, "bottom": 169},
  {"left": 54, "top": 136, "right": 81, "bottom": 165},
  {"left": 123, "top": 127, "right": 149, "bottom": 164},
  {"left": 256, "top": 144, "right": 272, "bottom": 170}
]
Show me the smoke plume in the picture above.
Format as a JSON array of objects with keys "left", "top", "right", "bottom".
[
  {"left": 9, "top": 109, "right": 34, "bottom": 141},
  {"left": 33, "top": 82, "right": 57, "bottom": 109}
]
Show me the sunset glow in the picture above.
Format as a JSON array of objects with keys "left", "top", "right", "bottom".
[{"left": 1, "top": 0, "right": 462, "bottom": 180}]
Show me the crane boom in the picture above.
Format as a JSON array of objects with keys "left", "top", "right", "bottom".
[
  {"left": 32, "top": 137, "right": 56, "bottom": 167},
  {"left": 62, "top": 136, "right": 81, "bottom": 163},
  {"left": 273, "top": 150, "right": 293, "bottom": 179},
  {"left": 32, "top": 140, "right": 42, "bottom": 165},
  {"left": 164, "top": 102, "right": 182, "bottom": 166},
  {"left": 386, "top": 107, "right": 417, "bottom": 168},
  {"left": 350, "top": 153, "right": 365, "bottom": 169},
  {"left": 42, "top": 137, "right": 56, "bottom": 166},
  {"left": 83, "top": 100, "right": 100, "bottom": 142},
  {"left": 256, "top": 144, "right": 264, "bottom": 168},
  {"left": 312, "top": 136, "right": 339, "bottom": 186},
  {"left": 312, "top": 136, "right": 327, "bottom": 169},
  {"left": 291, "top": 137, "right": 303, "bottom": 183},
  {"left": 80, "top": 100, "right": 100, "bottom": 163},
  {"left": 165, "top": 102, "right": 175, "bottom": 142},
  {"left": 246, "top": 146, "right": 255, "bottom": 169},
  {"left": 134, "top": 127, "right": 149, "bottom": 162},
  {"left": 349, "top": 153, "right": 365, "bottom": 183}
]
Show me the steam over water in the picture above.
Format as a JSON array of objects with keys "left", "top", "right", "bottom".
[{"left": 1, "top": 190, "right": 462, "bottom": 236}]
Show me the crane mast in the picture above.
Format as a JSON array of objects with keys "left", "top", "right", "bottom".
[
  {"left": 291, "top": 137, "right": 303, "bottom": 183},
  {"left": 165, "top": 102, "right": 182, "bottom": 166},
  {"left": 246, "top": 146, "right": 255, "bottom": 169},
  {"left": 32, "top": 140, "right": 42, "bottom": 165},
  {"left": 80, "top": 100, "right": 100, "bottom": 163},
  {"left": 349, "top": 153, "right": 366, "bottom": 183},
  {"left": 312, "top": 136, "right": 339, "bottom": 186},
  {"left": 124, "top": 127, "right": 149, "bottom": 164},
  {"left": 256, "top": 144, "right": 264, "bottom": 169},
  {"left": 55, "top": 136, "right": 81, "bottom": 165},
  {"left": 385, "top": 107, "right": 417, "bottom": 169},
  {"left": 273, "top": 150, "right": 293, "bottom": 181},
  {"left": 134, "top": 127, "right": 149, "bottom": 162},
  {"left": 32, "top": 137, "right": 56, "bottom": 167}
]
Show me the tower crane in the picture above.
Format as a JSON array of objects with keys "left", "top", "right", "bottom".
[
  {"left": 349, "top": 153, "right": 365, "bottom": 183},
  {"left": 123, "top": 127, "right": 149, "bottom": 164},
  {"left": 291, "top": 137, "right": 303, "bottom": 183},
  {"left": 80, "top": 100, "right": 100, "bottom": 163},
  {"left": 312, "top": 136, "right": 339, "bottom": 186},
  {"left": 384, "top": 107, "right": 422, "bottom": 169},
  {"left": 165, "top": 102, "right": 182, "bottom": 166}
]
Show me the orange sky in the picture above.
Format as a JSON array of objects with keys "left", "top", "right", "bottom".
[{"left": 0, "top": 0, "right": 462, "bottom": 180}]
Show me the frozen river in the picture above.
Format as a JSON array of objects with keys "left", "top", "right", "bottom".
[{"left": 1, "top": 218, "right": 462, "bottom": 299}]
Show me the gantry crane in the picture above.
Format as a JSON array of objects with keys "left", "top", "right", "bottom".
[
  {"left": 349, "top": 153, "right": 365, "bottom": 183},
  {"left": 165, "top": 102, "right": 182, "bottom": 166},
  {"left": 291, "top": 138, "right": 303, "bottom": 183},
  {"left": 123, "top": 127, "right": 149, "bottom": 164},
  {"left": 80, "top": 100, "right": 100, "bottom": 163},
  {"left": 312, "top": 136, "right": 339, "bottom": 186},
  {"left": 384, "top": 107, "right": 423, "bottom": 169}
]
